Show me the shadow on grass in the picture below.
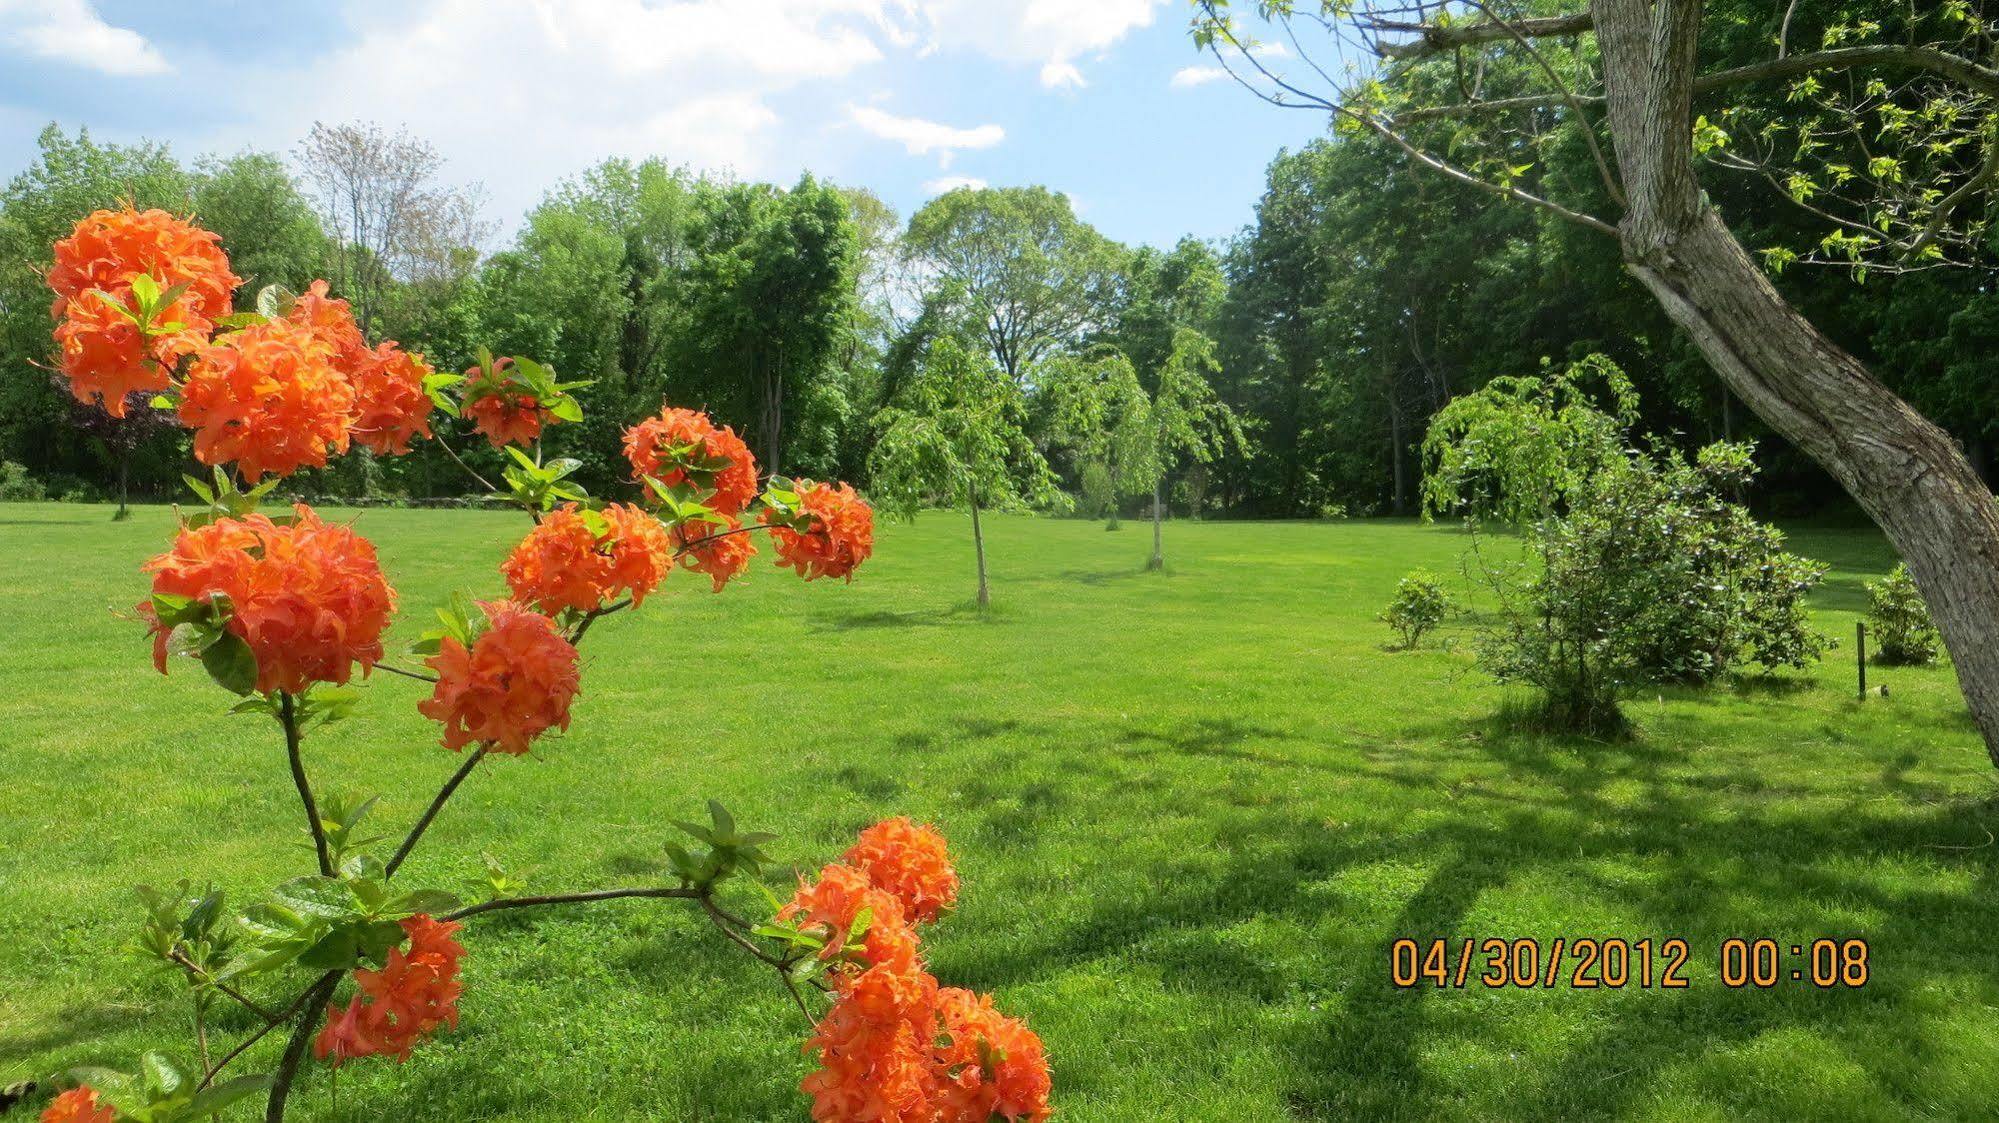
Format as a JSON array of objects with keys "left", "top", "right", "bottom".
[{"left": 930, "top": 700, "right": 1999, "bottom": 1119}]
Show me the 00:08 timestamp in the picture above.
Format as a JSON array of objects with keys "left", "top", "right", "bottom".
[{"left": 1388, "top": 937, "right": 1869, "bottom": 989}]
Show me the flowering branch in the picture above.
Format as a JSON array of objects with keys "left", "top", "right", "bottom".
[
  {"left": 278, "top": 693, "right": 333, "bottom": 877},
  {"left": 384, "top": 745, "right": 487, "bottom": 878},
  {"left": 442, "top": 885, "right": 703, "bottom": 921}
]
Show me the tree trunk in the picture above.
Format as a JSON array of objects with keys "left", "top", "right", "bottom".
[
  {"left": 115, "top": 458, "right": 129, "bottom": 521},
  {"left": 1147, "top": 478, "right": 1165, "bottom": 571},
  {"left": 969, "top": 491, "right": 990, "bottom": 607},
  {"left": 1594, "top": 0, "right": 1999, "bottom": 763},
  {"left": 1389, "top": 389, "right": 1409, "bottom": 517}
]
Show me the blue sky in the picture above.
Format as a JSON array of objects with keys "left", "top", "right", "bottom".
[{"left": 0, "top": 0, "right": 1335, "bottom": 250}]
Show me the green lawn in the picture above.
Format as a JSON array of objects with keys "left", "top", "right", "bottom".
[{"left": 3, "top": 502, "right": 1996, "bottom": 1121}]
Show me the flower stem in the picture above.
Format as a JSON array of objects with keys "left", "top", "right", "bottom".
[
  {"left": 443, "top": 885, "right": 702, "bottom": 921},
  {"left": 279, "top": 693, "right": 333, "bottom": 878},
  {"left": 385, "top": 745, "right": 487, "bottom": 879}
]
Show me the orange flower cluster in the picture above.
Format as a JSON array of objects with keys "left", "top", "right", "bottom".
[
  {"left": 289, "top": 281, "right": 436, "bottom": 455},
  {"left": 500, "top": 504, "right": 672, "bottom": 615},
  {"left": 38, "top": 1087, "right": 114, "bottom": 1123},
  {"left": 622, "top": 406, "right": 761, "bottom": 515},
  {"left": 674, "top": 516, "right": 757, "bottom": 593},
  {"left": 315, "top": 915, "right": 465, "bottom": 1065},
  {"left": 177, "top": 319, "right": 355, "bottom": 481},
  {"left": 139, "top": 506, "right": 396, "bottom": 695},
  {"left": 418, "top": 600, "right": 581, "bottom": 754},
  {"left": 766, "top": 481, "right": 875, "bottom": 582},
  {"left": 842, "top": 818, "right": 959, "bottom": 925},
  {"left": 47, "top": 207, "right": 239, "bottom": 415},
  {"left": 786, "top": 823, "right": 1051, "bottom": 1123},
  {"left": 460, "top": 356, "right": 550, "bottom": 448}
]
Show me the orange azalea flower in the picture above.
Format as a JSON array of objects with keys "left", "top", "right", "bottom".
[
  {"left": 765, "top": 480, "right": 874, "bottom": 582},
  {"left": 417, "top": 599, "right": 580, "bottom": 754},
  {"left": 843, "top": 817, "right": 959, "bottom": 926},
  {"left": 801, "top": 962, "right": 942, "bottom": 1123},
  {"left": 47, "top": 206, "right": 238, "bottom": 322},
  {"left": 350, "top": 342, "right": 435, "bottom": 454},
  {"left": 138, "top": 506, "right": 396, "bottom": 695},
  {"left": 52, "top": 286, "right": 208, "bottom": 415},
  {"left": 622, "top": 406, "right": 760, "bottom": 516},
  {"left": 285, "top": 280, "right": 433, "bottom": 454},
  {"left": 781, "top": 862, "right": 923, "bottom": 977},
  {"left": 500, "top": 504, "right": 671, "bottom": 615},
  {"left": 674, "top": 515, "right": 756, "bottom": 593},
  {"left": 178, "top": 319, "right": 355, "bottom": 481},
  {"left": 932, "top": 988, "right": 1054, "bottom": 1123},
  {"left": 39, "top": 1087, "right": 115, "bottom": 1123},
  {"left": 315, "top": 914, "right": 465, "bottom": 1065}
]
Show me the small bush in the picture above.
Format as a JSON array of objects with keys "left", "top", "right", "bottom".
[
  {"left": 0, "top": 460, "right": 46, "bottom": 501},
  {"left": 1867, "top": 563, "right": 1940, "bottom": 665},
  {"left": 1381, "top": 571, "right": 1452, "bottom": 649}
]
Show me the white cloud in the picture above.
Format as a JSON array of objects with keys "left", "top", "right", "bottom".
[
  {"left": 1039, "top": 60, "right": 1085, "bottom": 90},
  {"left": 1170, "top": 65, "right": 1226, "bottom": 89},
  {"left": 890, "top": 0, "right": 1167, "bottom": 89},
  {"left": 0, "top": 0, "right": 172, "bottom": 76},
  {"left": 849, "top": 105, "right": 1003, "bottom": 166},
  {"left": 923, "top": 175, "right": 987, "bottom": 194},
  {"left": 207, "top": 0, "right": 900, "bottom": 226}
]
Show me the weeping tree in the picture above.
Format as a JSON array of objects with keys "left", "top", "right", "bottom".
[
  {"left": 1194, "top": 1, "right": 1999, "bottom": 765},
  {"left": 1139, "top": 329, "right": 1244, "bottom": 569},
  {"left": 869, "top": 336, "right": 1057, "bottom": 606},
  {"left": 1039, "top": 350, "right": 1153, "bottom": 530}
]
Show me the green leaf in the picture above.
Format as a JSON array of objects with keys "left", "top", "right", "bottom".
[
  {"left": 199, "top": 631, "right": 258, "bottom": 696},
  {"left": 182, "top": 1073, "right": 271, "bottom": 1117},
  {"left": 269, "top": 876, "right": 361, "bottom": 921}
]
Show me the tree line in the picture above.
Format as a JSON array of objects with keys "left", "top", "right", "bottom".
[{"left": 6, "top": 60, "right": 1999, "bottom": 529}]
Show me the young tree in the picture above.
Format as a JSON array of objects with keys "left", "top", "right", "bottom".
[
  {"left": 1038, "top": 350, "right": 1152, "bottom": 530},
  {"left": 1136, "top": 329, "right": 1244, "bottom": 569},
  {"left": 870, "top": 336, "right": 1057, "bottom": 606},
  {"left": 1195, "top": 2, "right": 1999, "bottom": 764},
  {"left": 902, "top": 186, "right": 1123, "bottom": 384}
]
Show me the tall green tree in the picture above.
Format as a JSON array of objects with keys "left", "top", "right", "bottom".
[
  {"left": 902, "top": 186, "right": 1122, "bottom": 384},
  {"left": 869, "top": 336, "right": 1056, "bottom": 606},
  {"left": 675, "top": 175, "right": 858, "bottom": 477}
]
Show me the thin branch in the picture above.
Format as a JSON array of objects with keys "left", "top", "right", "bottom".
[
  {"left": 197, "top": 973, "right": 336, "bottom": 1092},
  {"left": 444, "top": 885, "right": 702, "bottom": 921},
  {"left": 1353, "top": 108, "right": 1621, "bottom": 236},
  {"left": 280, "top": 693, "right": 333, "bottom": 878},
  {"left": 385, "top": 745, "right": 487, "bottom": 878},
  {"left": 434, "top": 432, "right": 496, "bottom": 494},
  {"left": 1370, "top": 12, "right": 1596, "bottom": 59},
  {"left": 373, "top": 660, "right": 438, "bottom": 684},
  {"left": 1901, "top": 133, "right": 1999, "bottom": 263},
  {"left": 1463, "top": 0, "right": 1624, "bottom": 206},
  {"left": 170, "top": 948, "right": 278, "bottom": 1021}
]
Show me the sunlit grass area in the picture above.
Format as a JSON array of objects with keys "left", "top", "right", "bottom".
[{"left": 3, "top": 502, "right": 1995, "bottom": 1121}]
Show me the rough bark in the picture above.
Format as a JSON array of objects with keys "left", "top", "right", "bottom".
[{"left": 1593, "top": 0, "right": 1999, "bottom": 762}]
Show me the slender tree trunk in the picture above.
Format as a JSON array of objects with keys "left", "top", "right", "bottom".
[
  {"left": 1595, "top": 0, "right": 1999, "bottom": 763},
  {"left": 969, "top": 490, "right": 990, "bottom": 607},
  {"left": 115, "top": 458, "right": 129, "bottom": 521},
  {"left": 1389, "top": 390, "right": 1409, "bottom": 517},
  {"left": 1148, "top": 478, "right": 1165, "bottom": 571}
]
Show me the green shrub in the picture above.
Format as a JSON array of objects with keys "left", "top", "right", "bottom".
[
  {"left": 1380, "top": 571, "right": 1452, "bottom": 649},
  {"left": 1867, "top": 564, "right": 1940, "bottom": 665},
  {"left": 0, "top": 461, "right": 45, "bottom": 502},
  {"left": 1473, "top": 440, "right": 1828, "bottom": 733}
]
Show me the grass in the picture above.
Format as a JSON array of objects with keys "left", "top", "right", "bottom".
[{"left": 2, "top": 501, "right": 1997, "bottom": 1121}]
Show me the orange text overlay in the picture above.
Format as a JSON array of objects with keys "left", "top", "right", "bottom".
[{"left": 1388, "top": 937, "right": 1870, "bottom": 990}]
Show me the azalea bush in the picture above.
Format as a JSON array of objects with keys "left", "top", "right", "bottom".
[{"left": 19, "top": 206, "right": 1051, "bottom": 1123}]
